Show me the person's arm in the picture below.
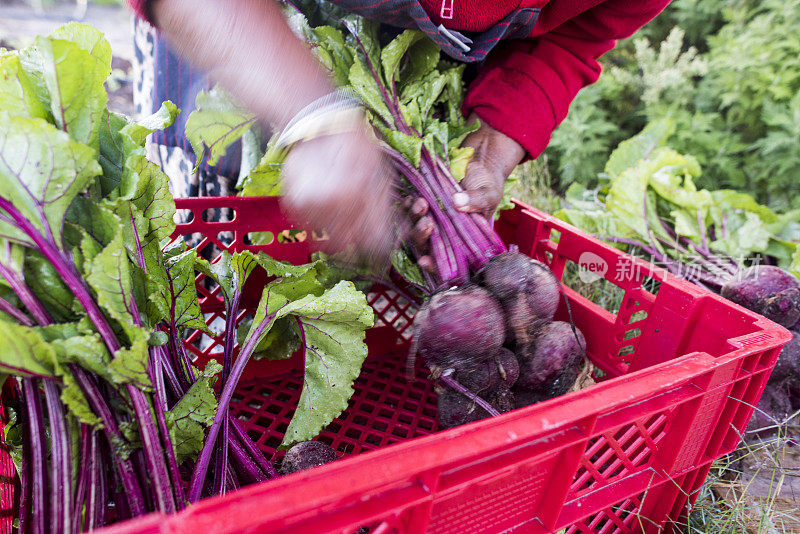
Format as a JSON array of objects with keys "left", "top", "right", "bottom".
[
  {"left": 455, "top": 0, "right": 672, "bottom": 214},
  {"left": 133, "top": 0, "right": 397, "bottom": 262},
  {"left": 149, "top": 0, "right": 333, "bottom": 129}
]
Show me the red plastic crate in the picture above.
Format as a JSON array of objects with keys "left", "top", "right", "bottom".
[{"left": 0, "top": 197, "right": 792, "bottom": 534}]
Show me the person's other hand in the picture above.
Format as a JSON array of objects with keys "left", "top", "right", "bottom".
[
  {"left": 408, "top": 115, "right": 525, "bottom": 272},
  {"left": 281, "top": 126, "right": 396, "bottom": 264}
]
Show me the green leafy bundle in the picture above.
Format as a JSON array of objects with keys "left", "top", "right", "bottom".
[
  {"left": 0, "top": 23, "right": 374, "bottom": 530},
  {"left": 557, "top": 120, "right": 800, "bottom": 286}
]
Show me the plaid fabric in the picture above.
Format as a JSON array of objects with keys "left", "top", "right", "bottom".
[{"left": 328, "top": 0, "right": 540, "bottom": 62}]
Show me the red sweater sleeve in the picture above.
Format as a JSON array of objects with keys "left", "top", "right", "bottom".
[
  {"left": 127, "top": 0, "right": 154, "bottom": 24},
  {"left": 462, "top": 0, "right": 672, "bottom": 160}
]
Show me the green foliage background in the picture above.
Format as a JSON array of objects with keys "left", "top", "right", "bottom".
[{"left": 544, "top": 0, "right": 800, "bottom": 210}]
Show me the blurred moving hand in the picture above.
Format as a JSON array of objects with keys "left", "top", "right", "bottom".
[{"left": 151, "top": 0, "right": 396, "bottom": 262}]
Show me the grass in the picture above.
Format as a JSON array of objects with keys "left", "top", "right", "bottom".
[
  {"left": 684, "top": 421, "right": 800, "bottom": 533},
  {"left": 508, "top": 156, "right": 562, "bottom": 215}
]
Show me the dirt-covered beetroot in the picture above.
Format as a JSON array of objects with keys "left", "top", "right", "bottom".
[
  {"left": 452, "top": 359, "right": 502, "bottom": 393},
  {"left": 488, "top": 383, "right": 515, "bottom": 413},
  {"left": 279, "top": 441, "right": 338, "bottom": 475},
  {"left": 745, "top": 384, "right": 793, "bottom": 437},
  {"left": 414, "top": 285, "right": 505, "bottom": 368},
  {"left": 437, "top": 388, "right": 491, "bottom": 428},
  {"left": 721, "top": 266, "right": 800, "bottom": 328},
  {"left": 479, "top": 252, "right": 560, "bottom": 346},
  {"left": 437, "top": 384, "right": 515, "bottom": 429},
  {"left": 511, "top": 387, "right": 546, "bottom": 410},
  {"left": 495, "top": 348, "right": 519, "bottom": 388},
  {"left": 769, "top": 330, "right": 800, "bottom": 384},
  {"left": 516, "top": 322, "right": 586, "bottom": 391}
]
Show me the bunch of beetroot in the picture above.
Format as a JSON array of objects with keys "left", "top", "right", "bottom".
[
  {"left": 412, "top": 253, "right": 587, "bottom": 429},
  {"left": 721, "top": 266, "right": 800, "bottom": 436},
  {"left": 286, "top": 17, "right": 589, "bottom": 429}
]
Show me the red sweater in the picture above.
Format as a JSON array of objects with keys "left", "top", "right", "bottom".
[{"left": 128, "top": 0, "right": 670, "bottom": 159}]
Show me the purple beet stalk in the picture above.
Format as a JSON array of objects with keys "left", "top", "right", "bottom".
[
  {"left": 42, "top": 380, "right": 73, "bottom": 534},
  {"left": 188, "top": 306, "right": 283, "bottom": 502},
  {"left": 22, "top": 378, "right": 47, "bottom": 534},
  {"left": 0, "top": 197, "right": 176, "bottom": 514}
]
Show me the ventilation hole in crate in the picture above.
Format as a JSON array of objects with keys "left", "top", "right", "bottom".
[
  {"left": 266, "top": 436, "right": 282, "bottom": 449},
  {"left": 247, "top": 429, "right": 261, "bottom": 442},
  {"left": 418, "top": 420, "right": 433, "bottom": 431},
  {"left": 383, "top": 307, "right": 399, "bottom": 323},
  {"left": 629, "top": 310, "right": 648, "bottom": 324},
  {"left": 360, "top": 403, "right": 375, "bottom": 414},
  {"left": 373, "top": 421, "right": 388, "bottom": 432},
  {"left": 256, "top": 417, "right": 272, "bottom": 428},
  {"left": 337, "top": 442, "right": 354, "bottom": 454},
  {"left": 247, "top": 400, "right": 262, "bottom": 410},
  {"left": 378, "top": 408, "right": 393, "bottom": 418},
  {"left": 215, "top": 231, "right": 234, "bottom": 249},
  {"left": 200, "top": 208, "right": 237, "bottom": 223},
  {"left": 352, "top": 415, "right": 368, "bottom": 426},
  {"left": 276, "top": 422, "right": 288, "bottom": 434},
  {"left": 231, "top": 394, "right": 243, "bottom": 403},
  {"left": 317, "top": 435, "right": 334, "bottom": 446},
  {"left": 277, "top": 229, "right": 307, "bottom": 243},
  {"left": 563, "top": 260, "right": 625, "bottom": 315},
  {"left": 549, "top": 227, "right": 562, "bottom": 243},
  {"left": 398, "top": 413, "right": 413, "bottom": 425},
  {"left": 392, "top": 427, "right": 408, "bottom": 438},
  {"left": 174, "top": 208, "right": 194, "bottom": 224},
  {"left": 311, "top": 229, "right": 329, "bottom": 242},
  {"left": 641, "top": 276, "right": 661, "bottom": 295},
  {"left": 276, "top": 392, "right": 292, "bottom": 403},
  {"left": 396, "top": 295, "right": 409, "bottom": 309},
  {"left": 622, "top": 328, "right": 641, "bottom": 341},
  {"left": 544, "top": 250, "right": 554, "bottom": 265},
  {"left": 618, "top": 345, "right": 635, "bottom": 358},
  {"left": 245, "top": 231, "right": 274, "bottom": 246},
  {"left": 183, "top": 232, "right": 208, "bottom": 250},
  {"left": 370, "top": 294, "right": 391, "bottom": 313},
  {"left": 345, "top": 428, "right": 361, "bottom": 440},
  {"left": 365, "top": 434, "right": 382, "bottom": 446},
  {"left": 394, "top": 316, "right": 409, "bottom": 331}
]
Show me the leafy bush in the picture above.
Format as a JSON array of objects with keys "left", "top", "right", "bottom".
[{"left": 543, "top": 0, "right": 800, "bottom": 210}]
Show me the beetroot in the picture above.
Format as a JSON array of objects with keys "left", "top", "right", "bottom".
[
  {"left": 745, "top": 384, "right": 793, "bottom": 438},
  {"left": 721, "top": 266, "right": 800, "bottom": 328},
  {"left": 414, "top": 286, "right": 505, "bottom": 369},
  {"left": 479, "top": 253, "right": 560, "bottom": 346},
  {"left": 769, "top": 330, "right": 800, "bottom": 385},
  {"left": 437, "top": 384, "right": 515, "bottom": 429},
  {"left": 516, "top": 322, "right": 586, "bottom": 391},
  {"left": 279, "top": 441, "right": 338, "bottom": 475},
  {"left": 488, "top": 383, "right": 515, "bottom": 413},
  {"left": 452, "top": 359, "right": 502, "bottom": 393},
  {"left": 495, "top": 348, "right": 519, "bottom": 388}
]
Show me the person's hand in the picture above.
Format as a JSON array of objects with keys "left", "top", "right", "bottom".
[
  {"left": 408, "top": 115, "right": 526, "bottom": 272},
  {"left": 281, "top": 126, "right": 397, "bottom": 263}
]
